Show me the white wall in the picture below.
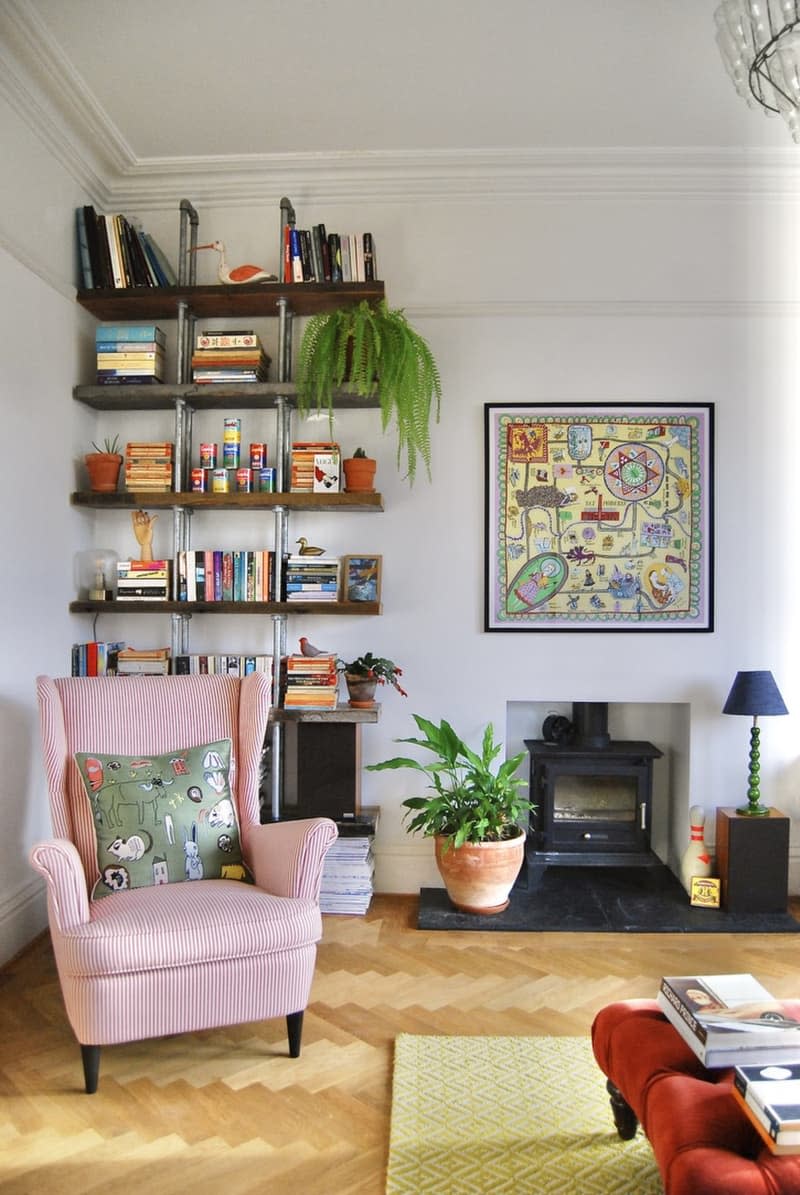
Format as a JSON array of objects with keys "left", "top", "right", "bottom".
[{"left": 2, "top": 51, "right": 799, "bottom": 961}]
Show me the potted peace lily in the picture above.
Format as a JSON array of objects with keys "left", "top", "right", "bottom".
[
  {"left": 367, "top": 715, "right": 531, "bottom": 915},
  {"left": 295, "top": 299, "right": 441, "bottom": 485},
  {"left": 85, "top": 435, "right": 123, "bottom": 493},
  {"left": 338, "top": 651, "right": 407, "bottom": 708}
]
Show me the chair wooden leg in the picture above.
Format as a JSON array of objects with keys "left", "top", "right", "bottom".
[
  {"left": 81, "top": 1044, "right": 101, "bottom": 1094},
  {"left": 286, "top": 1010, "right": 304, "bottom": 1058},
  {"left": 606, "top": 1078, "right": 638, "bottom": 1139}
]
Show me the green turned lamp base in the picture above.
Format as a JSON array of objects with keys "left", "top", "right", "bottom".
[{"left": 736, "top": 802, "right": 770, "bottom": 817}]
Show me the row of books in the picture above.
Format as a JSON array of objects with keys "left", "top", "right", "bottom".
[
  {"left": 284, "top": 652, "right": 338, "bottom": 709},
  {"left": 658, "top": 973, "right": 800, "bottom": 1154},
  {"left": 291, "top": 441, "right": 341, "bottom": 493},
  {"left": 71, "top": 640, "right": 125, "bottom": 676},
  {"left": 285, "top": 555, "right": 340, "bottom": 602},
  {"left": 320, "top": 808, "right": 379, "bottom": 914},
  {"left": 191, "top": 329, "right": 271, "bottom": 384},
  {"left": 77, "top": 207, "right": 177, "bottom": 291},
  {"left": 173, "top": 654, "right": 272, "bottom": 678},
  {"left": 126, "top": 441, "right": 173, "bottom": 491},
  {"left": 96, "top": 323, "right": 166, "bottom": 385},
  {"left": 283, "top": 225, "right": 377, "bottom": 285},
  {"left": 176, "top": 549, "right": 276, "bottom": 603}
]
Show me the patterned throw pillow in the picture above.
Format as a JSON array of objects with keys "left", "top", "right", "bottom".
[{"left": 74, "top": 739, "right": 251, "bottom": 899}]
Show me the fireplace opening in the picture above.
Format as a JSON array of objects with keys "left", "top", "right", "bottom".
[{"left": 524, "top": 701, "right": 663, "bottom": 876}]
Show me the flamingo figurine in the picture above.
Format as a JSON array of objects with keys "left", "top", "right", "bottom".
[{"left": 190, "top": 240, "right": 277, "bottom": 285}]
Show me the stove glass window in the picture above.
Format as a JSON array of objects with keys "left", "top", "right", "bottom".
[{"left": 552, "top": 774, "right": 637, "bottom": 822}]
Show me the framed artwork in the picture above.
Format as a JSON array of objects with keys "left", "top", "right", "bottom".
[
  {"left": 343, "top": 555, "right": 382, "bottom": 603},
  {"left": 484, "top": 403, "right": 714, "bottom": 631}
]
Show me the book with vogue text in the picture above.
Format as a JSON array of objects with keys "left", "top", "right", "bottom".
[{"left": 657, "top": 974, "right": 800, "bottom": 1068}]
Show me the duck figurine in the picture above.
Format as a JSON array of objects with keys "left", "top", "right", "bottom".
[
  {"left": 296, "top": 537, "right": 325, "bottom": 556},
  {"left": 190, "top": 240, "right": 277, "bottom": 285}
]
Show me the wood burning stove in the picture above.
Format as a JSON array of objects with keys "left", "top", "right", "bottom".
[{"left": 524, "top": 702, "right": 662, "bottom": 874}]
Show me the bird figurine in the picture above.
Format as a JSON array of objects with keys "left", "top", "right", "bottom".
[
  {"left": 299, "top": 637, "right": 329, "bottom": 657},
  {"left": 296, "top": 537, "right": 325, "bottom": 556},
  {"left": 190, "top": 241, "right": 277, "bottom": 285}
]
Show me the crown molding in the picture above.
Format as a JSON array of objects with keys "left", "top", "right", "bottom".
[{"left": 5, "top": 1, "right": 800, "bottom": 208}]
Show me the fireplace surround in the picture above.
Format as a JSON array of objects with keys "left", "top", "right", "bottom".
[{"left": 525, "top": 702, "right": 663, "bottom": 875}]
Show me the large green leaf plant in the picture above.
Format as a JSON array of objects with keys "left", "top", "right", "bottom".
[{"left": 367, "top": 714, "right": 531, "bottom": 849}]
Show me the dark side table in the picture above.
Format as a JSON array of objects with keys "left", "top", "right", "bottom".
[{"left": 715, "top": 806, "right": 790, "bottom": 914}]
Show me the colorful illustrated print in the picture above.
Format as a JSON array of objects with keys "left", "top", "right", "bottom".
[{"left": 486, "top": 405, "right": 713, "bottom": 629}]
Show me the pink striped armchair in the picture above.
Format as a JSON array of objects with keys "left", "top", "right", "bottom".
[{"left": 30, "top": 672, "right": 337, "bottom": 1093}]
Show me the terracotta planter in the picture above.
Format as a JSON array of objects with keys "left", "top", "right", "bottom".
[
  {"left": 85, "top": 452, "right": 122, "bottom": 493},
  {"left": 343, "top": 456, "right": 377, "bottom": 493},
  {"left": 344, "top": 674, "right": 378, "bottom": 708},
  {"left": 434, "top": 828, "right": 526, "bottom": 914}
]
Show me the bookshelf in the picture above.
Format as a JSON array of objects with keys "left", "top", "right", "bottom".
[{"left": 73, "top": 200, "right": 387, "bottom": 820}]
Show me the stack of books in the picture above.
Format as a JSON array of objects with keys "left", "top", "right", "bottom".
[
  {"left": 116, "top": 560, "right": 171, "bottom": 601},
  {"left": 283, "top": 652, "right": 339, "bottom": 709},
  {"left": 116, "top": 646, "right": 171, "bottom": 675},
  {"left": 77, "top": 206, "right": 176, "bottom": 290},
  {"left": 191, "top": 330, "right": 271, "bottom": 384},
  {"left": 284, "top": 555, "right": 340, "bottom": 602},
  {"left": 173, "top": 654, "right": 272, "bottom": 678},
  {"left": 177, "top": 549, "right": 275, "bottom": 602},
  {"left": 657, "top": 974, "right": 800, "bottom": 1068},
  {"left": 71, "top": 640, "right": 125, "bottom": 677},
  {"left": 290, "top": 441, "right": 340, "bottom": 492},
  {"left": 734, "top": 1061, "right": 800, "bottom": 1154},
  {"left": 95, "top": 323, "right": 166, "bottom": 385},
  {"left": 125, "top": 442, "right": 174, "bottom": 491},
  {"left": 320, "top": 808, "right": 379, "bottom": 914}
]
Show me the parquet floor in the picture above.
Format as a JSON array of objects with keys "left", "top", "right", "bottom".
[{"left": 3, "top": 894, "right": 800, "bottom": 1194}]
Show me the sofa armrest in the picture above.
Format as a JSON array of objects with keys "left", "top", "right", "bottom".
[
  {"left": 29, "top": 839, "right": 91, "bottom": 930},
  {"left": 247, "top": 818, "right": 337, "bottom": 900}
]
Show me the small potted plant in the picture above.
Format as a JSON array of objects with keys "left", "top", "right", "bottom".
[
  {"left": 296, "top": 299, "right": 441, "bottom": 485},
  {"left": 338, "top": 651, "right": 407, "bottom": 708},
  {"left": 85, "top": 435, "right": 123, "bottom": 493},
  {"left": 342, "top": 447, "right": 377, "bottom": 493},
  {"left": 367, "top": 715, "right": 531, "bottom": 915}
]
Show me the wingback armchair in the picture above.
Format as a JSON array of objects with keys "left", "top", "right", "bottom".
[{"left": 30, "top": 672, "right": 337, "bottom": 1093}]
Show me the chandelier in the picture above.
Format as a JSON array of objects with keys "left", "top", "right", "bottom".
[{"left": 715, "top": 0, "right": 800, "bottom": 140}]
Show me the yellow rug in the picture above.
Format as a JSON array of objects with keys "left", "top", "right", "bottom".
[{"left": 386, "top": 1035, "right": 663, "bottom": 1194}]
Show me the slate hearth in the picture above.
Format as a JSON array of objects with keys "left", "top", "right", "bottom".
[{"left": 417, "top": 865, "right": 800, "bottom": 933}]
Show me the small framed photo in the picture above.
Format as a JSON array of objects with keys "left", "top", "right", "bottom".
[{"left": 343, "top": 555, "right": 382, "bottom": 603}]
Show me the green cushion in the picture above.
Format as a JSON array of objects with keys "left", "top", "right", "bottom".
[{"left": 74, "top": 739, "right": 251, "bottom": 899}]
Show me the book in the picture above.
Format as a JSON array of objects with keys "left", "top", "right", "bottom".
[
  {"left": 96, "top": 324, "right": 166, "bottom": 344},
  {"left": 75, "top": 207, "right": 93, "bottom": 289},
  {"left": 658, "top": 975, "right": 800, "bottom": 1068},
  {"left": 196, "top": 331, "right": 259, "bottom": 349},
  {"left": 734, "top": 1060, "right": 800, "bottom": 1152}
]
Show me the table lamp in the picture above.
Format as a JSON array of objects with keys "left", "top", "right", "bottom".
[{"left": 722, "top": 670, "right": 788, "bottom": 817}]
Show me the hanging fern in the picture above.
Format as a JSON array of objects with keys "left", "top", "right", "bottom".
[{"left": 295, "top": 299, "right": 441, "bottom": 485}]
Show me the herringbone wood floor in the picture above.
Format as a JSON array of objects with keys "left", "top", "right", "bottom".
[{"left": 3, "top": 894, "right": 800, "bottom": 1194}]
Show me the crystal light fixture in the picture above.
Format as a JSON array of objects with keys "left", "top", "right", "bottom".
[{"left": 715, "top": 0, "right": 800, "bottom": 141}]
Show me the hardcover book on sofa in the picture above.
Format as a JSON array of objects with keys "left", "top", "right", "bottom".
[{"left": 658, "top": 974, "right": 800, "bottom": 1068}]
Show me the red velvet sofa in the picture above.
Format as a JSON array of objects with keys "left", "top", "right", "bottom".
[{"left": 592, "top": 999, "right": 800, "bottom": 1195}]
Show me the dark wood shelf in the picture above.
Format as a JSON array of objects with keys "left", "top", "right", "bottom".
[
  {"left": 69, "top": 599, "right": 381, "bottom": 615},
  {"left": 271, "top": 704, "right": 381, "bottom": 724},
  {"left": 70, "top": 490, "right": 384, "bottom": 512},
  {"left": 73, "top": 382, "right": 382, "bottom": 412},
  {"left": 76, "top": 281, "right": 384, "bottom": 321}
]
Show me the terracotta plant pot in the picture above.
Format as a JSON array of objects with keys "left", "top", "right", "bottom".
[
  {"left": 85, "top": 452, "right": 122, "bottom": 493},
  {"left": 434, "top": 828, "right": 526, "bottom": 914},
  {"left": 344, "top": 674, "right": 378, "bottom": 708},
  {"left": 343, "top": 456, "right": 377, "bottom": 493}
]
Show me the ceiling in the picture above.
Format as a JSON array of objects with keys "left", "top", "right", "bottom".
[{"left": 18, "top": 0, "right": 790, "bottom": 164}]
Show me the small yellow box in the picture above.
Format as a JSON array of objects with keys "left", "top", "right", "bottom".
[{"left": 690, "top": 876, "right": 721, "bottom": 908}]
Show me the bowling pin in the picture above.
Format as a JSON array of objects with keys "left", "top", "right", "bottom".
[{"left": 680, "top": 804, "right": 712, "bottom": 893}]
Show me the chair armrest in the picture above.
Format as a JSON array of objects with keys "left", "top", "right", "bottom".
[
  {"left": 247, "top": 818, "right": 337, "bottom": 900},
  {"left": 29, "top": 839, "right": 91, "bottom": 930}
]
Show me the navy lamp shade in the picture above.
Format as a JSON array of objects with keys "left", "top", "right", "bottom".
[{"left": 722, "top": 671, "right": 789, "bottom": 817}]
